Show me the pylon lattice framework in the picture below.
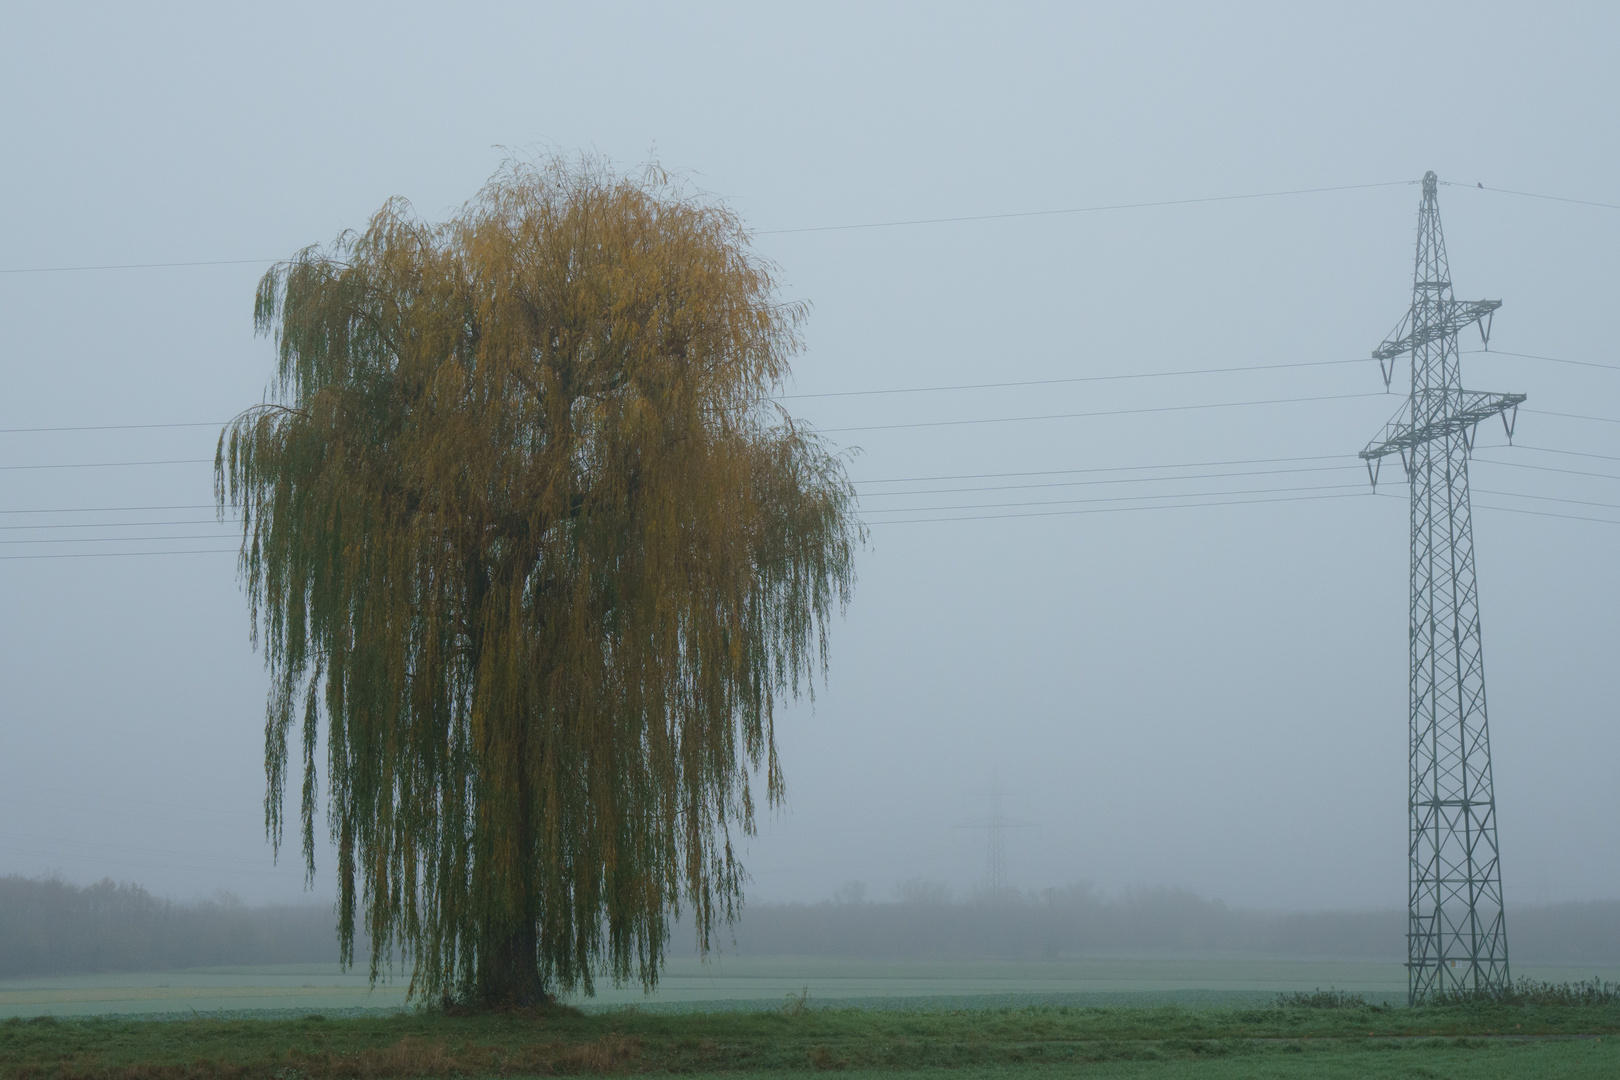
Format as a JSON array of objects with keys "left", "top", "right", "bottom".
[
  {"left": 955, "top": 782, "right": 1033, "bottom": 896},
  {"left": 1359, "top": 171, "right": 1524, "bottom": 1004}
]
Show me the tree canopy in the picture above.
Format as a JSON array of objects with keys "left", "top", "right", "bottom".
[{"left": 216, "top": 157, "right": 860, "bottom": 1006}]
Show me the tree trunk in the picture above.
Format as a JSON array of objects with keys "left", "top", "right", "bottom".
[
  {"left": 466, "top": 560, "right": 551, "bottom": 1009},
  {"left": 477, "top": 921, "right": 547, "bottom": 1007}
]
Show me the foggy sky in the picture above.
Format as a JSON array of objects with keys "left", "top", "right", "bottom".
[{"left": 0, "top": 2, "right": 1616, "bottom": 914}]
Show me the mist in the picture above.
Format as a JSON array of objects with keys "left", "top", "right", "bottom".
[
  {"left": 9, "top": 873, "right": 1620, "bottom": 978},
  {"left": 0, "top": 2, "right": 1616, "bottom": 948}
]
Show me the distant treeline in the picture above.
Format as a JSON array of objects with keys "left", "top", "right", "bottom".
[
  {"left": 0, "top": 875, "right": 343, "bottom": 977},
  {"left": 687, "top": 884, "right": 1402, "bottom": 959},
  {"left": 689, "top": 882, "right": 1620, "bottom": 965},
  {"left": 3, "top": 874, "right": 1617, "bottom": 976}
]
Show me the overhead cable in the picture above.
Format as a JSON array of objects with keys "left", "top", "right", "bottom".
[
  {"left": 1521, "top": 407, "right": 1620, "bottom": 426},
  {"left": 0, "top": 421, "right": 224, "bottom": 434},
  {"left": 0, "top": 181, "right": 1418, "bottom": 274},
  {"left": 867, "top": 489, "right": 1370, "bottom": 525},
  {"left": 758, "top": 181, "right": 1415, "bottom": 235},
  {"left": 0, "top": 547, "right": 236, "bottom": 561},
  {"left": 1471, "top": 457, "right": 1620, "bottom": 482},
  {"left": 0, "top": 532, "right": 229, "bottom": 546},
  {"left": 1375, "top": 491, "right": 1620, "bottom": 527},
  {"left": 1463, "top": 348, "right": 1620, "bottom": 374},
  {"left": 861, "top": 481, "right": 1367, "bottom": 516},
  {"left": 0, "top": 457, "right": 211, "bottom": 472},
  {"left": 854, "top": 453, "right": 1350, "bottom": 486},
  {"left": 822, "top": 392, "right": 1385, "bottom": 434},
  {"left": 781, "top": 358, "right": 1369, "bottom": 399},
  {"left": 1442, "top": 180, "right": 1620, "bottom": 213},
  {"left": 0, "top": 518, "right": 221, "bottom": 531},
  {"left": 858, "top": 463, "right": 1360, "bottom": 498},
  {"left": 0, "top": 503, "right": 216, "bottom": 516}
]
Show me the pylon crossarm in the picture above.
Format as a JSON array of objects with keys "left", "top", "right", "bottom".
[
  {"left": 1359, "top": 390, "right": 1527, "bottom": 462},
  {"left": 1373, "top": 299, "right": 1503, "bottom": 362},
  {"left": 1360, "top": 401, "right": 1411, "bottom": 463}
]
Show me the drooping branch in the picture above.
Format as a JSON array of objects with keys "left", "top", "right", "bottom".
[{"left": 217, "top": 153, "right": 860, "bottom": 1006}]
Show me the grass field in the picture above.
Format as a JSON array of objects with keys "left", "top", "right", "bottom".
[
  {"left": 5, "top": 955, "right": 1620, "bottom": 1018},
  {"left": 4, "top": 995, "right": 1620, "bottom": 1078},
  {"left": 7, "top": 958, "right": 1620, "bottom": 1077}
]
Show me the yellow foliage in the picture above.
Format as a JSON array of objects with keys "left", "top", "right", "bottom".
[{"left": 215, "top": 155, "right": 860, "bottom": 1005}]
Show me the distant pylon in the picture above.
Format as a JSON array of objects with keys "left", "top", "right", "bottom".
[
  {"left": 955, "top": 775, "right": 1034, "bottom": 896},
  {"left": 1359, "top": 171, "right": 1523, "bottom": 1004},
  {"left": 987, "top": 785, "right": 1008, "bottom": 892}
]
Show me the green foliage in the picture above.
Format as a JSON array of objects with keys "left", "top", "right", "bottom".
[
  {"left": 1272, "top": 988, "right": 1376, "bottom": 1010},
  {"left": 216, "top": 155, "right": 861, "bottom": 1006},
  {"left": 1428, "top": 976, "right": 1620, "bottom": 1008}
]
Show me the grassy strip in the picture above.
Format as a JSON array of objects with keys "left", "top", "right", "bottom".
[
  {"left": 673, "top": 1045, "right": 1620, "bottom": 1080},
  {"left": 3, "top": 1000, "right": 1620, "bottom": 1078}
]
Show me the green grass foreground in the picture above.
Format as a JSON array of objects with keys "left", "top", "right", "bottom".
[{"left": 3, "top": 997, "right": 1619, "bottom": 1079}]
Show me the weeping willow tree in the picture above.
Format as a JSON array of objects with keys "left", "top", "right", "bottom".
[{"left": 215, "top": 156, "right": 860, "bottom": 1007}]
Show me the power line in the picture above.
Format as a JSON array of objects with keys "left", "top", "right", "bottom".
[
  {"left": 850, "top": 444, "right": 1620, "bottom": 492},
  {"left": 0, "top": 359, "right": 1366, "bottom": 435},
  {"left": 867, "top": 488, "right": 1370, "bottom": 525},
  {"left": 0, "top": 393, "right": 1384, "bottom": 455},
  {"left": 0, "top": 828, "right": 275, "bottom": 869},
  {"left": 860, "top": 452, "right": 1620, "bottom": 506},
  {"left": 1475, "top": 488, "right": 1620, "bottom": 512},
  {"left": 757, "top": 181, "right": 1416, "bottom": 235},
  {"left": 1511, "top": 443, "right": 1620, "bottom": 463},
  {"left": 1521, "top": 407, "right": 1620, "bottom": 426},
  {"left": 36, "top": 472, "right": 1616, "bottom": 532},
  {"left": 0, "top": 257, "right": 276, "bottom": 276},
  {"left": 1463, "top": 348, "right": 1620, "bottom": 374},
  {"left": 1374, "top": 479, "right": 1620, "bottom": 514},
  {"left": 0, "top": 780, "right": 259, "bottom": 819},
  {"left": 1442, "top": 179, "right": 1620, "bottom": 213},
  {"left": 822, "top": 392, "right": 1385, "bottom": 434},
  {"left": 0, "top": 518, "right": 221, "bottom": 531},
  {"left": 14, "top": 176, "right": 1615, "bottom": 277},
  {"left": 8, "top": 481, "right": 1617, "bottom": 540},
  {"left": 781, "top": 357, "right": 1369, "bottom": 399},
  {"left": 0, "top": 843, "right": 285, "bottom": 878},
  {"left": 1472, "top": 457, "right": 1620, "bottom": 482},
  {"left": 0, "top": 421, "right": 223, "bottom": 434},
  {"left": 859, "top": 472, "right": 1620, "bottom": 529},
  {"left": 862, "top": 481, "right": 1367, "bottom": 517},
  {"left": 0, "top": 182, "right": 1420, "bottom": 275},
  {"left": 0, "top": 532, "right": 228, "bottom": 546},
  {"left": 858, "top": 463, "right": 1360, "bottom": 498},
  {"left": 854, "top": 453, "right": 1350, "bottom": 486},
  {"left": 1375, "top": 491, "right": 1620, "bottom": 527},
  {"left": 0, "top": 358, "right": 1373, "bottom": 434},
  {"left": 0, "top": 503, "right": 216, "bottom": 516},
  {"left": 0, "top": 830, "right": 283, "bottom": 878},
  {"left": 0, "top": 457, "right": 211, "bottom": 472},
  {"left": 1475, "top": 503, "right": 1620, "bottom": 526},
  {"left": 0, "top": 352, "right": 1606, "bottom": 437},
  {"left": 0, "top": 547, "right": 236, "bottom": 561}
]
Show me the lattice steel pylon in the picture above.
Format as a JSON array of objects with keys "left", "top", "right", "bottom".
[
  {"left": 955, "top": 778, "right": 1034, "bottom": 897},
  {"left": 1360, "top": 172, "right": 1524, "bottom": 1004}
]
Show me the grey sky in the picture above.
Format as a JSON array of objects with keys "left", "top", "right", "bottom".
[{"left": 0, "top": 2, "right": 1616, "bottom": 913}]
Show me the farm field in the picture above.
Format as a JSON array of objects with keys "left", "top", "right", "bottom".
[
  {"left": 3, "top": 954, "right": 1619, "bottom": 1018},
  {"left": 0, "top": 955, "right": 1394, "bottom": 1019}
]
